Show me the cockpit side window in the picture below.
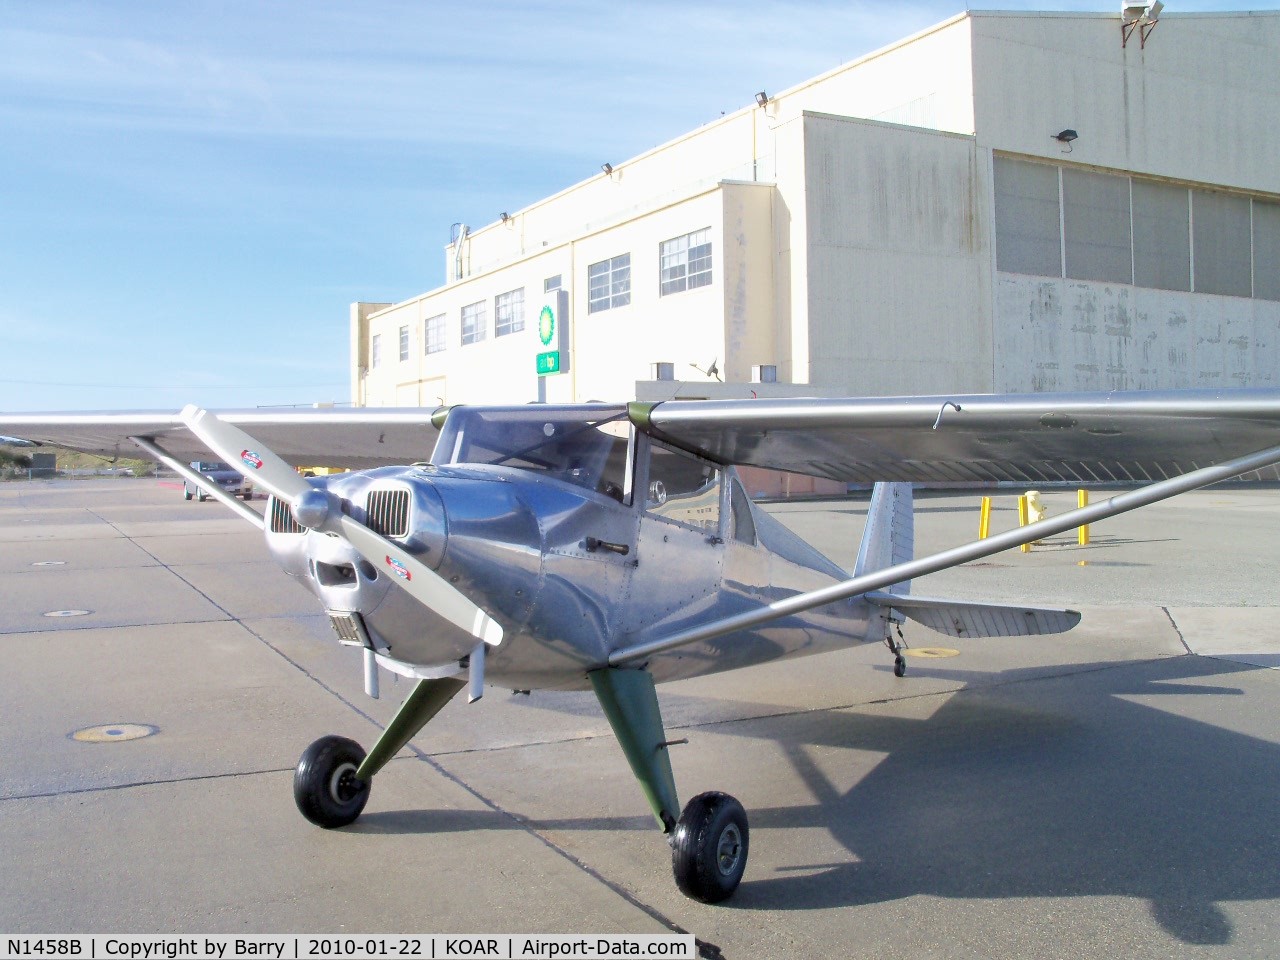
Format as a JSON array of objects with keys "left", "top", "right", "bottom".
[
  {"left": 433, "top": 406, "right": 631, "bottom": 502},
  {"left": 644, "top": 440, "right": 721, "bottom": 533}
]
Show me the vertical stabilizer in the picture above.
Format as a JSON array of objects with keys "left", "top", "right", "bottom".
[{"left": 853, "top": 482, "right": 913, "bottom": 595}]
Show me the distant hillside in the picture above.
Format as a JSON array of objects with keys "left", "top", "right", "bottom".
[{"left": 1, "top": 445, "right": 158, "bottom": 478}]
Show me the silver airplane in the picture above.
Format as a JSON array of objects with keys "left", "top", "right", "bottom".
[{"left": 5, "top": 389, "right": 1280, "bottom": 903}]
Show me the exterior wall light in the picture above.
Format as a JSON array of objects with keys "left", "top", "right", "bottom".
[{"left": 755, "top": 91, "right": 769, "bottom": 107}]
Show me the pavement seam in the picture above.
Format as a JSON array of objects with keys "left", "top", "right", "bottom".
[
  {"left": 79, "top": 509, "right": 719, "bottom": 956},
  {"left": 1162, "top": 606, "right": 1193, "bottom": 654},
  {"left": 0, "top": 765, "right": 296, "bottom": 803}
]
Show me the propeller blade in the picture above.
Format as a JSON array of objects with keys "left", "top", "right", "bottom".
[
  {"left": 183, "top": 405, "right": 502, "bottom": 647},
  {"left": 182, "top": 405, "right": 311, "bottom": 503},
  {"left": 337, "top": 515, "right": 503, "bottom": 646}
]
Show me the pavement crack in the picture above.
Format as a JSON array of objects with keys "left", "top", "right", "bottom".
[
  {"left": 1163, "top": 606, "right": 1192, "bottom": 654},
  {"left": 0, "top": 765, "right": 295, "bottom": 803}
]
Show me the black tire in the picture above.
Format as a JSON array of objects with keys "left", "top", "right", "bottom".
[
  {"left": 241, "top": 490, "right": 253, "bottom": 501},
  {"left": 671, "top": 791, "right": 749, "bottom": 903},
  {"left": 894, "top": 655, "right": 907, "bottom": 678},
  {"left": 293, "top": 735, "right": 370, "bottom": 828},
  {"left": 197, "top": 491, "right": 208, "bottom": 502},
  {"left": 183, "top": 488, "right": 193, "bottom": 501}
]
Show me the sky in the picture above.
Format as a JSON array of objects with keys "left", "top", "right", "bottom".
[{"left": 2, "top": 1, "right": 1275, "bottom": 411}]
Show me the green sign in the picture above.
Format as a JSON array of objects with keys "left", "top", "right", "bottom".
[
  {"left": 538, "top": 305, "right": 556, "bottom": 346},
  {"left": 536, "top": 350, "right": 561, "bottom": 375}
]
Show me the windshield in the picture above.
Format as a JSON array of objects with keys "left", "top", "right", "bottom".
[{"left": 433, "top": 405, "right": 632, "bottom": 501}]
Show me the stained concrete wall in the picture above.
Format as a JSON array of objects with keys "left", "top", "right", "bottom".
[
  {"left": 971, "top": 12, "right": 1280, "bottom": 195},
  {"left": 995, "top": 275, "right": 1280, "bottom": 392},
  {"left": 803, "top": 113, "right": 993, "bottom": 395}
]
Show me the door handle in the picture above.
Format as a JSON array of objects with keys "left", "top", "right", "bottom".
[{"left": 585, "top": 536, "right": 630, "bottom": 556}]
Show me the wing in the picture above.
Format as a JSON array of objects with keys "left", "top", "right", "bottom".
[
  {"left": 0, "top": 407, "right": 443, "bottom": 469},
  {"left": 630, "top": 388, "right": 1280, "bottom": 483}
]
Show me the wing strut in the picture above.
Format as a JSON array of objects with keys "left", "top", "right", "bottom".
[
  {"left": 130, "top": 435, "right": 264, "bottom": 530},
  {"left": 609, "top": 441, "right": 1280, "bottom": 666}
]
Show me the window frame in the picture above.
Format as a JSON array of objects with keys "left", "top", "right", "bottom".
[
  {"left": 495, "top": 287, "right": 525, "bottom": 338},
  {"left": 424, "top": 313, "right": 446, "bottom": 354},
  {"left": 659, "top": 228, "right": 713, "bottom": 296},
  {"left": 587, "top": 253, "right": 631, "bottom": 313},
  {"left": 461, "top": 300, "right": 487, "bottom": 346}
]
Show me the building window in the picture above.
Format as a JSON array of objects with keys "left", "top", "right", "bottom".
[
  {"left": 659, "top": 228, "right": 713, "bottom": 295},
  {"left": 544, "top": 275, "right": 562, "bottom": 293},
  {"left": 398, "top": 325, "right": 410, "bottom": 362},
  {"left": 994, "top": 157, "right": 1061, "bottom": 278},
  {"left": 495, "top": 288, "right": 525, "bottom": 337},
  {"left": 370, "top": 333, "right": 381, "bottom": 369},
  {"left": 995, "top": 155, "right": 1268, "bottom": 301},
  {"left": 588, "top": 254, "right": 631, "bottom": 313},
  {"left": 1255, "top": 200, "right": 1280, "bottom": 302},
  {"left": 1193, "top": 190, "right": 1251, "bottom": 297},
  {"left": 1133, "top": 181, "right": 1190, "bottom": 291},
  {"left": 424, "top": 314, "right": 446, "bottom": 354},
  {"left": 1063, "top": 169, "right": 1132, "bottom": 285},
  {"left": 461, "top": 300, "right": 487, "bottom": 345}
]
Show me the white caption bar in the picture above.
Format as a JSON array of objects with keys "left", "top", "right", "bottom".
[{"left": 0, "top": 936, "right": 697, "bottom": 960}]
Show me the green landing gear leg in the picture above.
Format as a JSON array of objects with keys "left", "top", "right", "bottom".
[
  {"left": 589, "top": 667, "right": 749, "bottom": 903},
  {"left": 293, "top": 676, "right": 466, "bottom": 828}
]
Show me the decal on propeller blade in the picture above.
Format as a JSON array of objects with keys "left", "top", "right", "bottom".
[
  {"left": 385, "top": 555, "right": 412, "bottom": 581},
  {"left": 240, "top": 449, "right": 264, "bottom": 470}
]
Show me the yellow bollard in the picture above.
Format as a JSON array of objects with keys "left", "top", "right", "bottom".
[
  {"left": 978, "top": 496, "right": 992, "bottom": 539},
  {"left": 1077, "top": 489, "right": 1090, "bottom": 545},
  {"left": 1017, "top": 495, "right": 1031, "bottom": 552}
]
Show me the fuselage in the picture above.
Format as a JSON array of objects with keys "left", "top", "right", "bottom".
[{"left": 265, "top": 405, "right": 884, "bottom": 690}]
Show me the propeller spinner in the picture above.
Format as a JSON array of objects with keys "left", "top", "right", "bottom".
[{"left": 181, "top": 406, "right": 502, "bottom": 648}]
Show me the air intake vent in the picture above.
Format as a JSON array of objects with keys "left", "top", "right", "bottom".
[
  {"left": 366, "top": 488, "right": 410, "bottom": 538},
  {"left": 268, "top": 496, "right": 304, "bottom": 534},
  {"left": 327, "top": 610, "right": 371, "bottom": 648}
]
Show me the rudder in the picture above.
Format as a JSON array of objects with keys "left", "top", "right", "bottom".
[{"left": 853, "top": 482, "right": 913, "bottom": 595}]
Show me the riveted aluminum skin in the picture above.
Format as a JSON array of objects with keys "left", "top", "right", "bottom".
[{"left": 267, "top": 457, "right": 884, "bottom": 692}]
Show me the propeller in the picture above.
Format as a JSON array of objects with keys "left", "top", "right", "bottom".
[{"left": 181, "top": 405, "right": 502, "bottom": 647}]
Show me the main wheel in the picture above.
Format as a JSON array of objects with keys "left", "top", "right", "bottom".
[
  {"left": 293, "top": 735, "right": 370, "bottom": 828},
  {"left": 671, "top": 791, "right": 749, "bottom": 903}
]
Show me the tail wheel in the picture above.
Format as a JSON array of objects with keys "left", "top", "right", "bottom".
[
  {"left": 294, "top": 735, "right": 370, "bottom": 828},
  {"left": 671, "top": 791, "right": 749, "bottom": 903}
]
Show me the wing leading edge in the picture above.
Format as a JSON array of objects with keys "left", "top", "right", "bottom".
[
  {"left": 630, "top": 388, "right": 1280, "bottom": 484},
  {"left": 0, "top": 407, "right": 444, "bottom": 469},
  {"left": 5, "top": 388, "right": 1280, "bottom": 483}
]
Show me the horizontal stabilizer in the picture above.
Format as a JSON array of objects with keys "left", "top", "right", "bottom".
[{"left": 866, "top": 591, "right": 1080, "bottom": 638}]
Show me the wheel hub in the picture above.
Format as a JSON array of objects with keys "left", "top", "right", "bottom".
[
  {"left": 328, "top": 761, "right": 361, "bottom": 804},
  {"left": 716, "top": 822, "right": 743, "bottom": 876}
]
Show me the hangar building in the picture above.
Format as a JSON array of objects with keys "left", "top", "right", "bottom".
[{"left": 352, "top": 8, "right": 1280, "bottom": 407}]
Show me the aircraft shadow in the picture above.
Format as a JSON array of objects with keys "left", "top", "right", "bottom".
[
  {"left": 705, "top": 656, "right": 1278, "bottom": 945},
  {"left": 495, "top": 655, "right": 1277, "bottom": 944}
]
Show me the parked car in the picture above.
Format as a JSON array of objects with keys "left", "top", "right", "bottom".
[{"left": 184, "top": 461, "right": 253, "bottom": 501}]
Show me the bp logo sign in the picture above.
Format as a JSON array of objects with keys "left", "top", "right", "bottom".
[{"left": 538, "top": 305, "right": 555, "bottom": 346}]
